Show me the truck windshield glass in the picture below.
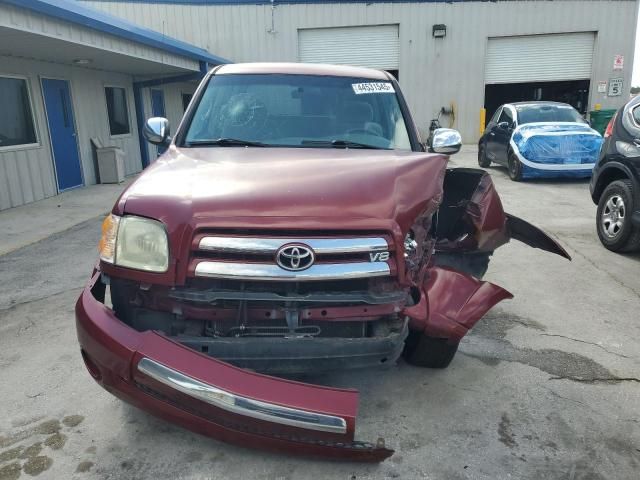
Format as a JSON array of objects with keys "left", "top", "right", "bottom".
[
  {"left": 184, "top": 74, "right": 412, "bottom": 150},
  {"left": 516, "top": 104, "right": 586, "bottom": 125}
]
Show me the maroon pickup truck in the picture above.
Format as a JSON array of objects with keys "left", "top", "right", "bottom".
[{"left": 76, "top": 63, "right": 569, "bottom": 461}]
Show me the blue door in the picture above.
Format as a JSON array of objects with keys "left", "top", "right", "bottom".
[
  {"left": 151, "top": 89, "right": 167, "bottom": 156},
  {"left": 41, "top": 79, "right": 83, "bottom": 191}
]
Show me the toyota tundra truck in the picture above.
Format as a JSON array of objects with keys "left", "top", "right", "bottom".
[{"left": 76, "top": 63, "right": 570, "bottom": 461}]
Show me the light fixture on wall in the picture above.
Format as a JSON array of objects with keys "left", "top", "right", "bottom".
[
  {"left": 432, "top": 24, "right": 447, "bottom": 39},
  {"left": 73, "top": 58, "right": 92, "bottom": 65}
]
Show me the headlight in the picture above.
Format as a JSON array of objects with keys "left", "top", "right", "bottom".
[{"left": 98, "top": 214, "right": 169, "bottom": 273}]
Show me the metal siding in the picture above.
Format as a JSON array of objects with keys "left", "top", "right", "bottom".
[
  {"left": 77, "top": 1, "right": 638, "bottom": 143},
  {"left": 0, "top": 64, "right": 57, "bottom": 211},
  {"left": 2, "top": 0, "right": 227, "bottom": 64},
  {"left": 0, "top": 55, "right": 145, "bottom": 210},
  {"left": 0, "top": 3, "right": 201, "bottom": 73},
  {"left": 298, "top": 25, "right": 399, "bottom": 69},
  {"left": 485, "top": 33, "right": 595, "bottom": 84}
]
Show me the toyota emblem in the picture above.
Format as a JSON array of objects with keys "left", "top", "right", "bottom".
[{"left": 276, "top": 244, "right": 315, "bottom": 271}]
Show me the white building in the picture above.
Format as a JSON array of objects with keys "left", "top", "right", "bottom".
[
  {"left": 83, "top": 0, "right": 638, "bottom": 140},
  {"left": 0, "top": 0, "right": 228, "bottom": 211}
]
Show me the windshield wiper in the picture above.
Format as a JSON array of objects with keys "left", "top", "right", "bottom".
[
  {"left": 301, "top": 139, "right": 384, "bottom": 150},
  {"left": 184, "top": 138, "right": 267, "bottom": 147}
]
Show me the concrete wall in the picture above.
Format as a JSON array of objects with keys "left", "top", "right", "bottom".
[
  {"left": 82, "top": 0, "right": 638, "bottom": 141},
  {"left": 0, "top": 56, "right": 143, "bottom": 210}
]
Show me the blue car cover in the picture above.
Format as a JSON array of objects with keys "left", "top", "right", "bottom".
[{"left": 509, "top": 122, "right": 603, "bottom": 179}]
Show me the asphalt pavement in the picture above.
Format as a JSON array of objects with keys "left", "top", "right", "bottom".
[{"left": 0, "top": 147, "right": 638, "bottom": 480}]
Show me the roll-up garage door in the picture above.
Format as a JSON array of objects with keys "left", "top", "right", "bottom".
[
  {"left": 298, "top": 25, "right": 399, "bottom": 70},
  {"left": 485, "top": 32, "right": 595, "bottom": 84}
]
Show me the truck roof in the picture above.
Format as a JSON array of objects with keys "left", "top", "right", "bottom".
[{"left": 215, "top": 62, "right": 390, "bottom": 80}]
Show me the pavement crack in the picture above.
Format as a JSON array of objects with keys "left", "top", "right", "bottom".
[
  {"left": 539, "top": 333, "right": 632, "bottom": 359},
  {"left": 567, "top": 243, "right": 640, "bottom": 298},
  {"left": 549, "top": 375, "right": 640, "bottom": 384},
  {"left": 0, "top": 285, "right": 84, "bottom": 313},
  {"left": 539, "top": 385, "right": 599, "bottom": 414}
]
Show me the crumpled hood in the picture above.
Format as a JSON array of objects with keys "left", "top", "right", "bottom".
[{"left": 116, "top": 146, "right": 448, "bottom": 234}]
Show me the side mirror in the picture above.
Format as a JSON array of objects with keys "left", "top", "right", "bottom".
[
  {"left": 143, "top": 117, "right": 171, "bottom": 146},
  {"left": 497, "top": 121, "right": 510, "bottom": 130},
  {"left": 430, "top": 128, "right": 462, "bottom": 155}
]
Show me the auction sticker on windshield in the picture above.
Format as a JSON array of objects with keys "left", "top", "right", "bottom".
[{"left": 352, "top": 82, "right": 395, "bottom": 95}]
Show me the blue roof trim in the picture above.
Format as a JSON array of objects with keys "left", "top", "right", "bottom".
[
  {"left": 82, "top": 0, "right": 486, "bottom": 4},
  {"left": 1, "top": 0, "right": 230, "bottom": 65}
]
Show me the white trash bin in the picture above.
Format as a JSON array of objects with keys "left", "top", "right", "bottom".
[{"left": 96, "top": 146, "right": 125, "bottom": 184}]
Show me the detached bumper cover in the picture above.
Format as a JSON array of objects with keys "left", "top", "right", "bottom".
[
  {"left": 75, "top": 271, "right": 393, "bottom": 461},
  {"left": 404, "top": 266, "right": 513, "bottom": 341}
]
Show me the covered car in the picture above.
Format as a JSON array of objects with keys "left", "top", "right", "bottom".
[{"left": 479, "top": 102, "right": 603, "bottom": 181}]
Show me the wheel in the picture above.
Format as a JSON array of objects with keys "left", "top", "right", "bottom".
[
  {"left": 596, "top": 180, "right": 640, "bottom": 252},
  {"left": 403, "top": 332, "right": 459, "bottom": 368},
  {"left": 507, "top": 151, "right": 523, "bottom": 181},
  {"left": 478, "top": 143, "right": 491, "bottom": 168}
]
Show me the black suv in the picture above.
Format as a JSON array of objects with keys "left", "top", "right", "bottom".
[{"left": 590, "top": 96, "right": 640, "bottom": 252}]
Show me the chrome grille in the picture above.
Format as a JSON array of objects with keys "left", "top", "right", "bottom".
[
  {"left": 198, "top": 236, "right": 389, "bottom": 255},
  {"left": 191, "top": 234, "right": 393, "bottom": 282}
]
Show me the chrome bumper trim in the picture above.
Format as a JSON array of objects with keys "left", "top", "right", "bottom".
[
  {"left": 137, "top": 358, "right": 347, "bottom": 434},
  {"left": 198, "top": 236, "right": 388, "bottom": 255},
  {"left": 194, "top": 261, "right": 391, "bottom": 281}
]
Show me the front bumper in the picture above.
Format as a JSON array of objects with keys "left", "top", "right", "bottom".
[
  {"left": 75, "top": 271, "right": 393, "bottom": 461},
  {"left": 176, "top": 327, "right": 407, "bottom": 375}
]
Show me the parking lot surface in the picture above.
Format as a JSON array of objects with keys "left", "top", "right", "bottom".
[{"left": 1, "top": 147, "right": 638, "bottom": 480}]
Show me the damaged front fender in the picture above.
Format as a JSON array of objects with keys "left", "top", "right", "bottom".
[
  {"left": 404, "top": 266, "right": 513, "bottom": 341},
  {"left": 435, "top": 168, "right": 571, "bottom": 260}
]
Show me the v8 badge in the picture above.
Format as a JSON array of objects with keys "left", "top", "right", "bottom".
[{"left": 370, "top": 251, "right": 390, "bottom": 262}]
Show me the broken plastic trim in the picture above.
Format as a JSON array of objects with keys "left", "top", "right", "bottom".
[
  {"left": 168, "top": 288, "right": 407, "bottom": 305},
  {"left": 137, "top": 357, "right": 348, "bottom": 434},
  {"left": 506, "top": 214, "right": 571, "bottom": 260}
]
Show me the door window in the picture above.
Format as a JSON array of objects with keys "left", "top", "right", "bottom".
[
  {"left": 182, "top": 93, "right": 194, "bottom": 112},
  {"left": 631, "top": 106, "right": 640, "bottom": 126},
  {"left": 489, "top": 107, "right": 502, "bottom": 125},
  {"left": 498, "top": 108, "right": 514, "bottom": 126}
]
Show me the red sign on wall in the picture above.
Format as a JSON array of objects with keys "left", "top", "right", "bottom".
[{"left": 613, "top": 55, "right": 624, "bottom": 70}]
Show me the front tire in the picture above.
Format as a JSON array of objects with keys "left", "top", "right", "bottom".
[
  {"left": 478, "top": 144, "right": 491, "bottom": 168},
  {"left": 507, "top": 151, "right": 523, "bottom": 181},
  {"left": 403, "top": 332, "right": 459, "bottom": 369},
  {"left": 596, "top": 180, "right": 640, "bottom": 252}
]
